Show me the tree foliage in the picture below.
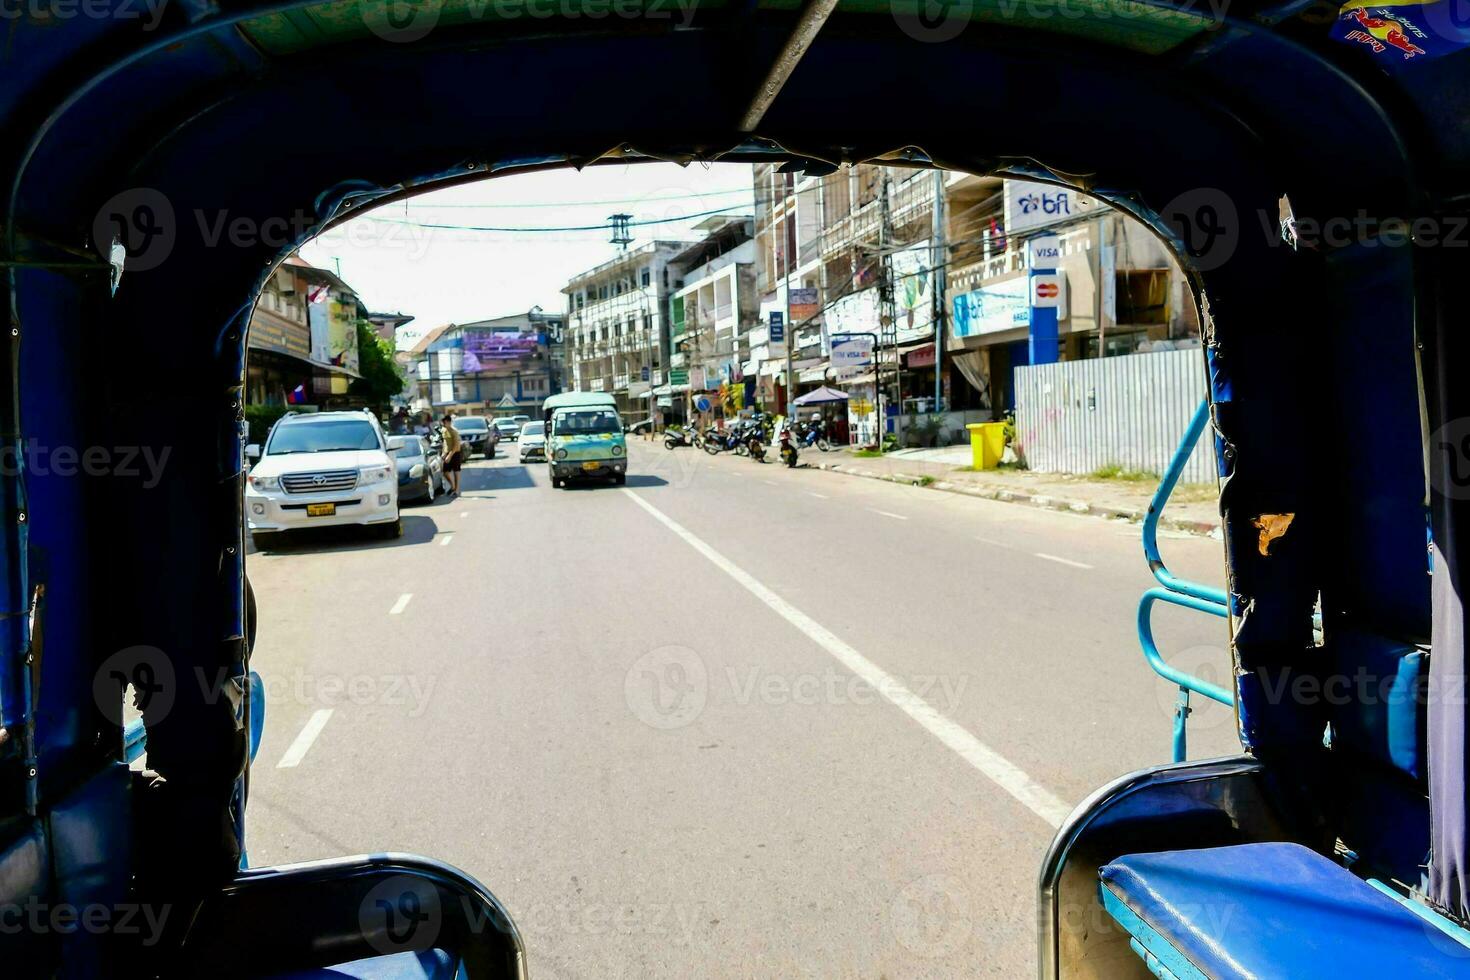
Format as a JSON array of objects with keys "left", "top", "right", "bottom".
[{"left": 349, "top": 319, "right": 406, "bottom": 412}]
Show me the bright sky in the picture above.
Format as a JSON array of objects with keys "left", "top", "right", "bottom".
[{"left": 299, "top": 162, "right": 756, "bottom": 349}]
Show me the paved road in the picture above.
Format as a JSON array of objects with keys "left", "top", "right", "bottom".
[{"left": 244, "top": 440, "right": 1238, "bottom": 979}]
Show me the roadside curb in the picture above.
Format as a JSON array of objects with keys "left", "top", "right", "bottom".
[{"left": 810, "top": 461, "right": 1221, "bottom": 537}]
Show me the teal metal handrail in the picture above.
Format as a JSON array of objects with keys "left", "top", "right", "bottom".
[
  {"left": 1142, "top": 398, "right": 1229, "bottom": 607},
  {"left": 1138, "top": 398, "right": 1234, "bottom": 762}
]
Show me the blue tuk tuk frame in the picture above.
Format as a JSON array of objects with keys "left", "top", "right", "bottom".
[{"left": 3, "top": 4, "right": 1470, "bottom": 978}]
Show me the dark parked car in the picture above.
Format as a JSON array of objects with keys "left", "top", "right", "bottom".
[
  {"left": 388, "top": 435, "right": 444, "bottom": 502},
  {"left": 493, "top": 417, "right": 523, "bottom": 443},
  {"left": 454, "top": 416, "right": 498, "bottom": 458}
]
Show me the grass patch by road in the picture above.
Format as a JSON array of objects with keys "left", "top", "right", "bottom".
[{"left": 1090, "top": 464, "right": 1159, "bottom": 482}]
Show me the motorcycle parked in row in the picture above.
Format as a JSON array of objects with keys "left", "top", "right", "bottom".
[
  {"left": 779, "top": 426, "right": 799, "bottom": 468},
  {"left": 745, "top": 427, "right": 767, "bottom": 462},
  {"left": 664, "top": 425, "right": 698, "bottom": 450},
  {"left": 793, "top": 420, "right": 832, "bottom": 452},
  {"left": 704, "top": 426, "right": 743, "bottom": 455}
]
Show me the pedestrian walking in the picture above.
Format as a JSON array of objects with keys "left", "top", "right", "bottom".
[{"left": 441, "top": 413, "right": 464, "bottom": 496}]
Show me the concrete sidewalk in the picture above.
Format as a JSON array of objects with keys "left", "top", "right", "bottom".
[{"left": 809, "top": 444, "right": 1222, "bottom": 535}]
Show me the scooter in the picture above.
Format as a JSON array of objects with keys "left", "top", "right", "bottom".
[
  {"left": 705, "top": 426, "right": 741, "bottom": 455},
  {"left": 664, "top": 425, "right": 693, "bottom": 450},
  {"left": 779, "top": 427, "right": 799, "bottom": 468},
  {"left": 795, "top": 421, "right": 831, "bottom": 452},
  {"left": 746, "top": 431, "right": 767, "bottom": 462}
]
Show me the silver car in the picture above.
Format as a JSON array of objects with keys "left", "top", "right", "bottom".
[{"left": 518, "top": 421, "right": 547, "bottom": 462}]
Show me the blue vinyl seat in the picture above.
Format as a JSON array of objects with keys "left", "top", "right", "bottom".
[
  {"left": 1099, "top": 842, "right": 1470, "bottom": 979},
  {"left": 268, "top": 949, "right": 457, "bottom": 979}
]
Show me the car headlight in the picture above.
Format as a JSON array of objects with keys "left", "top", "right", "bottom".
[
  {"left": 611, "top": 445, "right": 624, "bottom": 456},
  {"left": 360, "top": 465, "right": 393, "bottom": 484},
  {"left": 248, "top": 474, "right": 280, "bottom": 492},
  {"left": 554, "top": 449, "right": 567, "bottom": 460},
  {"left": 409, "top": 463, "right": 424, "bottom": 479}
]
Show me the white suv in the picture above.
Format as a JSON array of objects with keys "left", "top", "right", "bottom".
[{"left": 245, "top": 411, "right": 401, "bottom": 547}]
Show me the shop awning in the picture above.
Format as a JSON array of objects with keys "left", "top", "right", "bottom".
[
  {"left": 799, "top": 364, "right": 830, "bottom": 383},
  {"left": 905, "top": 343, "right": 936, "bottom": 368},
  {"left": 792, "top": 386, "right": 850, "bottom": 406},
  {"left": 838, "top": 372, "right": 875, "bottom": 385}
]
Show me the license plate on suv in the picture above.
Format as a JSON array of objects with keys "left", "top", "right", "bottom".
[
  {"left": 306, "top": 503, "right": 336, "bottom": 517},
  {"left": 581, "top": 461, "right": 600, "bottom": 471}
]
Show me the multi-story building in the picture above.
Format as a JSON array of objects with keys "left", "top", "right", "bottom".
[
  {"left": 247, "top": 255, "right": 365, "bottom": 407},
  {"left": 943, "top": 175, "right": 1200, "bottom": 413},
  {"left": 751, "top": 165, "right": 825, "bottom": 409},
  {"left": 750, "top": 164, "right": 1198, "bottom": 441},
  {"left": 562, "top": 241, "right": 685, "bottom": 419},
  {"left": 410, "top": 309, "right": 564, "bottom": 417},
  {"left": 667, "top": 216, "right": 758, "bottom": 420}
]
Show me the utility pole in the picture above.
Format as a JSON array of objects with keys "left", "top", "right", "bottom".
[
  {"left": 784, "top": 190, "right": 794, "bottom": 421},
  {"left": 877, "top": 168, "right": 896, "bottom": 450},
  {"left": 930, "top": 168, "right": 947, "bottom": 412}
]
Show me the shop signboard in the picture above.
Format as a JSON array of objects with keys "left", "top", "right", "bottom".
[
  {"left": 831, "top": 334, "right": 874, "bottom": 380},
  {"left": 952, "top": 277, "right": 1030, "bottom": 338},
  {"left": 789, "top": 287, "right": 820, "bottom": 322},
  {"left": 327, "top": 295, "right": 358, "bottom": 375},
  {"left": 1005, "top": 179, "right": 1101, "bottom": 236},
  {"left": 891, "top": 239, "right": 932, "bottom": 343},
  {"left": 462, "top": 330, "right": 541, "bottom": 373}
]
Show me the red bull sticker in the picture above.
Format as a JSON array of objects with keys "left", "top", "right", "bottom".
[{"left": 1331, "top": 2, "right": 1470, "bottom": 64}]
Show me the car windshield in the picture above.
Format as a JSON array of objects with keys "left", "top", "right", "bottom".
[
  {"left": 389, "top": 437, "right": 423, "bottom": 458},
  {"left": 555, "top": 409, "right": 620, "bottom": 435},
  {"left": 495, "top": 419, "right": 518, "bottom": 429},
  {"left": 455, "top": 418, "right": 489, "bottom": 431},
  {"left": 268, "top": 419, "right": 379, "bottom": 454},
  {"left": 521, "top": 423, "right": 545, "bottom": 437}
]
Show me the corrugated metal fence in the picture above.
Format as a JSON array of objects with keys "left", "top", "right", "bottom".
[{"left": 1014, "top": 348, "right": 1213, "bottom": 483}]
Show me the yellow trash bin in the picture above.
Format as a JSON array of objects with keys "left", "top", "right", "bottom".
[{"left": 966, "top": 422, "right": 1007, "bottom": 470}]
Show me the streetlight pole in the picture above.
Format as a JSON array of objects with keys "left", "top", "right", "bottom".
[{"left": 784, "top": 210, "right": 794, "bottom": 421}]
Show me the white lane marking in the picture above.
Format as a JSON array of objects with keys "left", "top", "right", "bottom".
[
  {"left": 389, "top": 593, "right": 413, "bottom": 616},
  {"left": 975, "top": 536, "right": 1012, "bottom": 549},
  {"left": 459, "top": 511, "right": 470, "bottom": 518},
  {"left": 621, "top": 489, "right": 1070, "bottom": 828},
  {"left": 439, "top": 534, "right": 454, "bottom": 547},
  {"left": 807, "top": 492, "right": 829, "bottom": 499},
  {"left": 870, "top": 509, "right": 909, "bottom": 521},
  {"left": 276, "top": 709, "right": 333, "bottom": 769},
  {"left": 763, "top": 480, "right": 778, "bottom": 486},
  {"left": 1035, "top": 552, "right": 1093, "bottom": 570}
]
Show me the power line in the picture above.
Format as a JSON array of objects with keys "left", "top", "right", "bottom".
[
  {"left": 404, "top": 187, "right": 757, "bottom": 209},
  {"left": 363, "top": 203, "right": 753, "bottom": 234}
]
